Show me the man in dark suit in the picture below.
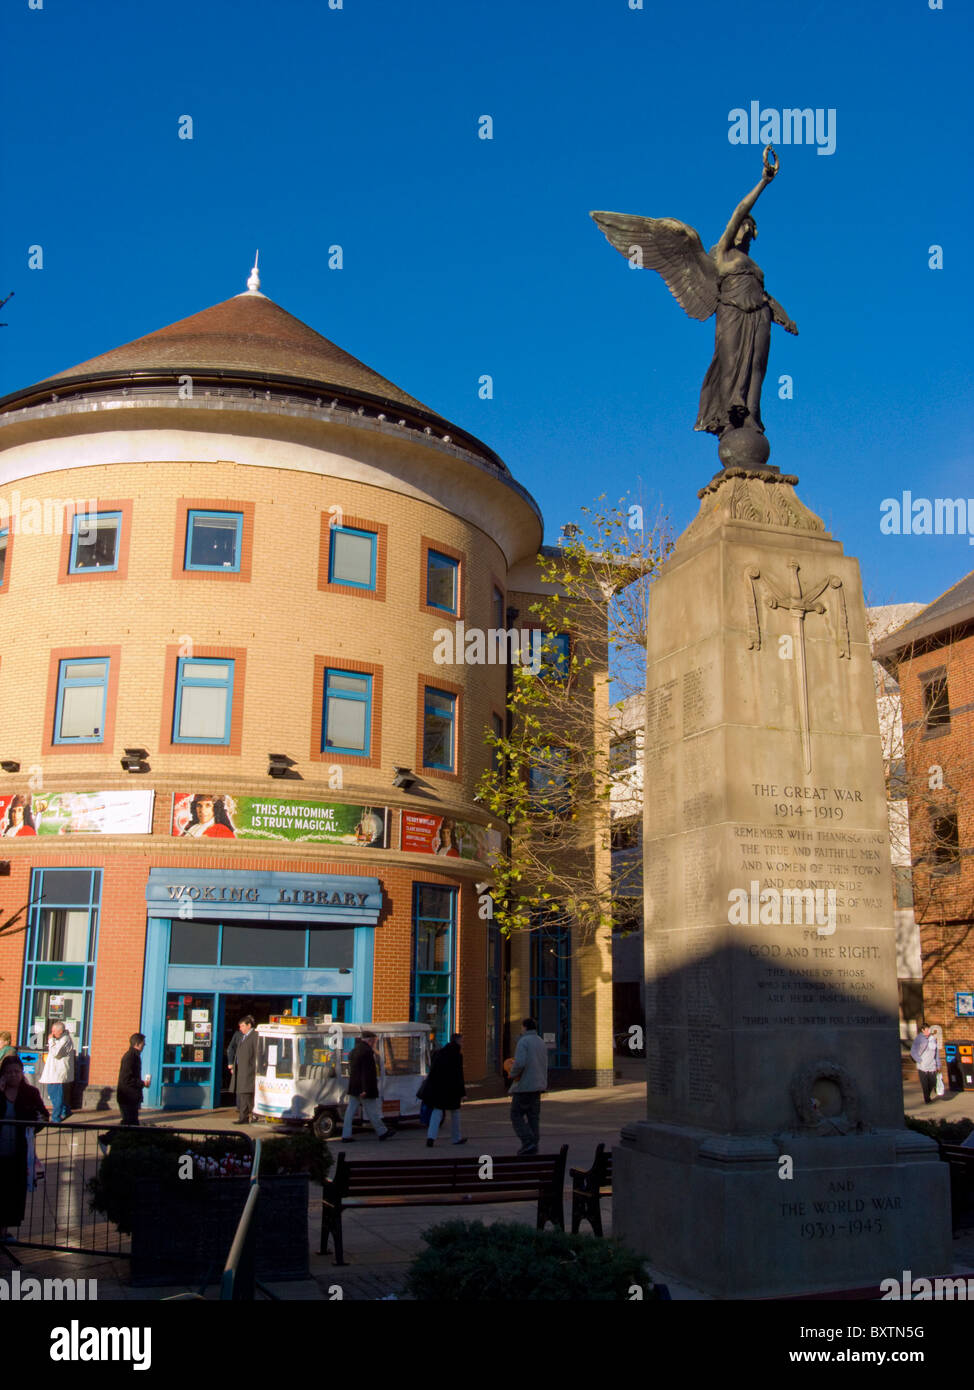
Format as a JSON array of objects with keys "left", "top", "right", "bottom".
[
  {"left": 340, "top": 1031, "right": 395, "bottom": 1141},
  {"left": 117, "top": 1033, "right": 148, "bottom": 1125},
  {"left": 231, "top": 1015, "right": 258, "bottom": 1124}
]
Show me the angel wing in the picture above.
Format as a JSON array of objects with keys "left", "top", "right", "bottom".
[{"left": 590, "top": 211, "right": 719, "bottom": 322}]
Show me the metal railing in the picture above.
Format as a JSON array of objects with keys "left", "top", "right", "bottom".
[
  {"left": 0, "top": 1120, "right": 254, "bottom": 1258},
  {"left": 220, "top": 1137, "right": 264, "bottom": 1300}
]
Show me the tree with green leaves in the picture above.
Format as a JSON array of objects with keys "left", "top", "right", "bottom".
[{"left": 477, "top": 493, "right": 672, "bottom": 947}]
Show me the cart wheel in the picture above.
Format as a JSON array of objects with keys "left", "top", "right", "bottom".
[{"left": 313, "top": 1109, "right": 340, "bottom": 1139}]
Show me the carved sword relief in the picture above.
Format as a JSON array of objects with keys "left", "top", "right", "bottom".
[{"left": 745, "top": 563, "right": 850, "bottom": 774}]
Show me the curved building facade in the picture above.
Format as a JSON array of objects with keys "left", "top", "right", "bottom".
[{"left": 0, "top": 276, "right": 613, "bottom": 1109}]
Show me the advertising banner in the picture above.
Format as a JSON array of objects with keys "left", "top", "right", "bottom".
[
  {"left": 400, "top": 810, "right": 500, "bottom": 862},
  {"left": 0, "top": 790, "right": 155, "bottom": 836},
  {"left": 171, "top": 793, "right": 388, "bottom": 847}
]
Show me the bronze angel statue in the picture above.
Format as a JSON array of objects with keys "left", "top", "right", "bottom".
[{"left": 592, "top": 149, "right": 797, "bottom": 455}]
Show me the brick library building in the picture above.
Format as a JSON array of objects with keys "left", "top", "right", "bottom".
[{"left": 0, "top": 269, "right": 613, "bottom": 1110}]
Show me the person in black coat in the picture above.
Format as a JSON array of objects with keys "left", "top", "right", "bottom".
[
  {"left": 231, "top": 1016, "right": 258, "bottom": 1123},
  {"left": 0, "top": 1054, "right": 48, "bottom": 1236},
  {"left": 423, "top": 1033, "right": 467, "bottom": 1147},
  {"left": 340, "top": 1031, "right": 394, "bottom": 1141},
  {"left": 117, "top": 1033, "right": 148, "bottom": 1126}
]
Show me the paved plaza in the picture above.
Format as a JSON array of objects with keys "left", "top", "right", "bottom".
[{"left": 3, "top": 1063, "right": 973, "bottom": 1300}]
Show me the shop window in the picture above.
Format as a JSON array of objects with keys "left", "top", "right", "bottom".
[
  {"left": 20, "top": 868, "right": 100, "bottom": 1052},
  {"left": 922, "top": 671, "right": 950, "bottom": 731},
  {"left": 173, "top": 657, "right": 234, "bottom": 744},
  {"left": 308, "top": 927, "right": 355, "bottom": 970},
  {"left": 169, "top": 920, "right": 220, "bottom": 965},
  {"left": 68, "top": 511, "right": 121, "bottom": 572},
  {"left": 329, "top": 526, "right": 377, "bottom": 590},
  {"left": 411, "top": 884, "right": 455, "bottom": 1045},
  {"left": 426, "top": 550, "right": 458, "bottom": 613},
  {"left": 423, "top": 688, "right": 456, "bottom": 770},
  {"left": 322, "top": 670, "right": 372, "bottom": 757},
  {"left": 185, "top": 510, "right": 243, "bottom": 572},
  {"left": 54, "top": 658, "right": 109, "bottom": 744},
  {"left": 221, "top": 924, "right": 306, "bottom": 968}
]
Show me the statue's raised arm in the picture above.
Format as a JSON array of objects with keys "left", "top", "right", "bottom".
[{"left": 591, "top": 147, "right": 797, "bottom": 471}]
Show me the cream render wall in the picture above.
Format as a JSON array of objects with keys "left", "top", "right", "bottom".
[{"left": 0, "top": 455, "right": 509, "bottom": 808}]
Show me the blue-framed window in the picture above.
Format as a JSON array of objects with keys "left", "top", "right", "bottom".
[
  {"left": 0, "top": 527, "right": 9, "bottom": 586},
  {"left": 54, "top": 658, "right": 109, "bottom": 744},
  {"left": 329, "top": 526, "right": 377, "bottom": 590},
  {"left": 423, "top": 687, "right": 456, "bottom": 770},
  {"left": 185, "top": 510, "right": 243, "bottom": 572},
  {"left": 528, "top": 745, "right": 571, "bottom": 812},
  {"left": 20, "top": 868, "right": 101, "bottom": 1053},
  {"left": 539, "top": 632, "right": 571, "bottom": 682},
  {"left": 411, "top": 884, "right": 456, "bottom": 1045},
  {"left": 426, "top": 550, "right": 459, "bottom": 613},
  {"left": 322, "top": 669, "right": 372, "bottom": 756},
  {"left": 174, "top": 657, "right": 235, "bottom": 744},
  {"left": 69, "top": 511, "right": 122, "bottom": 573},
  {"left": 530, "top": 909, "right": 571, "bottom": 1069}
]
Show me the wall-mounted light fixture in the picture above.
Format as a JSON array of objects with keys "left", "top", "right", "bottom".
[
  {"left": 120, "top": 748, "right": 150, "bottom": 773},
  {"left": 0, "top": 760, "right": 20, "bottom": 773},
  {"left": 268, "top": 753, "right": 300, "bottom": 779},
  {"left": 392, "top": 766, "right": 415, "bottom": 791}
]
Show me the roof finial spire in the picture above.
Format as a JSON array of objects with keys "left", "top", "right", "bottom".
[{"left": 245, "top": 251, "right": 263, "bottom": 296}]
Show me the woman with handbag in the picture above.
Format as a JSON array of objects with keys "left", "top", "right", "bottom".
[{"left": 0, "top": 1054, "right": 49, "bottom": 1238}]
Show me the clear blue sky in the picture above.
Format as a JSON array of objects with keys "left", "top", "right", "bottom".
[{"left": 2, "top": 0, "right": 970, "bottom": 609}]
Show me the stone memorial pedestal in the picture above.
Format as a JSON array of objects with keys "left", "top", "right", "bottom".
[{"left": 613, "top": 466, "right": 951, "bottom": 1298}]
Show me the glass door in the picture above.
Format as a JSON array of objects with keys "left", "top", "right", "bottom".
[{"left": 162, "top": 992, "right": 216, "bottom": 1109}]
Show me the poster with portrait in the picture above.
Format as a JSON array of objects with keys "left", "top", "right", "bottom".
[
  {"left": 171, "top": 793, "right": 388, "bottom": 847},
  {"left": 400, "top": 810, "right": 500, "bottom": 862},
  {"left": 0, "top": 790, "right": 155, "bottom": 836}
]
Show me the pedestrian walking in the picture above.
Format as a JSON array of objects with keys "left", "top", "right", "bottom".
[
  {"left": 0, "top": 1031, "right": 15, "bottom": 1064},
  {"left": 38, "top": 1021, "right": 75, "bottom": 1123},
  {"left": 911, "top": 1024, "right": 941, "bottom": 1104},
  {"left": 230, "top": 1016, "right": 258, "bottom": 1123},
  {"left": 0, "top": 1053, "right": 48, "bottom": 1239},
  {"left": 509, "top": 1017, "right": 548, "bottom": 1155},
  {"left": 341, "top": 1031, "right": 395, "bottom": 1142},
  {"left": 423, "top": 1032, "right": 467, "bottom": 1147},
  {"left": 117, "top": 1033, "right": 149, "bottom": 1125}
]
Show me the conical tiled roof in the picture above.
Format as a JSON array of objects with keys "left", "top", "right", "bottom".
[{"left": 35, "top": 291, "right": 436, "bottom": 415}]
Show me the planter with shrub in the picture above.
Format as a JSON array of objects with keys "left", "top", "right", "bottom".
[
  {"left": 405, "top": 1219, "right": 660, "bottom": 1301},
  {"left": 88, "top": 1127, "right": 331, "bottom": 1286}
]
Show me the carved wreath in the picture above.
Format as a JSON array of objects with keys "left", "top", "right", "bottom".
[{"left": 789, "top": 1058, "right": 863, "bottom": 1134}]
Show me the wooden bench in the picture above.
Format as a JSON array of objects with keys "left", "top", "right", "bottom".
[
  {"left": 570, "top": 1142, "right": 612, "bottom": 1236},
  {"left": 940, "top": 1144, "right": 974, "bottom": 1231},
  {"left": 319, "top": 1146, "right": 568, "bottom": 1265}
]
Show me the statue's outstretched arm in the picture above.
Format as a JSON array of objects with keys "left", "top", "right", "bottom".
[
  {"left": 716, "top": 164, "right": 775, "bottom": 256},
  {"left": 768, "top": 296, "right": 798, "bottom": 336}
]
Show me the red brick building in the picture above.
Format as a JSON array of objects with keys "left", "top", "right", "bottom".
[{"left": 875, "top": 570, "right": 974, "bottom": 1053}]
